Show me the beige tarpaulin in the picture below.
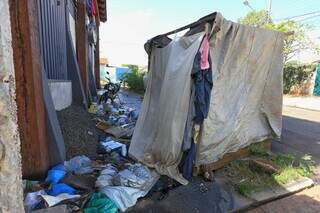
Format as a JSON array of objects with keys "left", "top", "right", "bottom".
[
  {"left": 129, "top": 12, "right": 284, "bottom": 184},
  {"left": 197, "top": 13, "right": 284, "bottom": 165},
  {"left": 129, "top": 33, "right": 205, "bottom": 185}
]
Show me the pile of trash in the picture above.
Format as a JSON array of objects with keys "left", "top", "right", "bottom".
[
  {"left": 89, "top": 100, "right": 138, "bottom": 127},
  {"left": 23, "top": 94, "right": 162, "bottom": 212},
  {"left": 89, "top": 98, "right": 139, "bottom": 140},
  {"left": 24, "top": 155, "right": 159, "bottom": 212}
]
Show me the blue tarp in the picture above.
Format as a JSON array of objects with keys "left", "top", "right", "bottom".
[{"left": 116, "top": 67, "right": 130, "bottom": 81}]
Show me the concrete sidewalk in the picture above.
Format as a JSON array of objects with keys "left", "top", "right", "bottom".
[
  {"left": 283, "top": 96, "right": 320, "bottom": 111},
  {"left": 248, "top": 185, "right": 320, "bottom": 213}
]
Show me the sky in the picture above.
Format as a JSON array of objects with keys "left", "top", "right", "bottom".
[{"left": 99, "top": 0, "right": 320, "bottom": 66}]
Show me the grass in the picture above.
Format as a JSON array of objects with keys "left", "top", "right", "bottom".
[{"left": 224, "top": 143, "right": 315, "bottom": 196}]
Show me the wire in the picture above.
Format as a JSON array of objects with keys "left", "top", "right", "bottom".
[
  {"left": 297, "top": 14, "right": 320, "bottom": 22},
  {"left": 275, "top": 10, "right": 320, "bottom": 21}
]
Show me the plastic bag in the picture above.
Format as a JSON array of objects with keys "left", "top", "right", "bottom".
[
  {"left": 64, "top": 155, "right": 93, "bottom": 174},
  {"left": 45, "top": 164, "right": 67, "bottom": 184},
  {"left": 95, "top": 165, "right": 118, "bottom": 188},
  {"left": 100, "top": 140, "right": 127, "bottom": 157},
  {"left": 24, "top": 190, "right": 47, "bottom": 211},
  {"left": 84, "top": 192, "right": 118, "bottom": 213},
  {"left": 47, "top": 183, "right": 76, "bottom": 196}
]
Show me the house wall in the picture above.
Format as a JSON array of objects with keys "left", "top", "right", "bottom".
[
  {"left": 0, "top": 0, "right": 24, "bottom": 211},
  {"left": 37, "top": 0, "right": 68, "bottom": 80},
  {"left": 10, "top": 0, "right": 50, "bottom": 178},
  {"left": 49, "top": 80, "right": 72, "bottom": 111}
]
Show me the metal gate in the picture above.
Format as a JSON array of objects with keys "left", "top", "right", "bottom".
[{"left": 38, "top": 0, "right": 68, "bottom": 80}]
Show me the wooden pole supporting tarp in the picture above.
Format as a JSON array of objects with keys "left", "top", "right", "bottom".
[{"left": 9, "top": 0, "right": 50, "bottom": 178}]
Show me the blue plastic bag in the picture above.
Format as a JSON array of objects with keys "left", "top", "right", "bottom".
[
  {"left": 45, "top": 164, "right": 67, "bottom": 184},
  {"left": 47, "top": 183, "right": 76, "bottom": 196}
]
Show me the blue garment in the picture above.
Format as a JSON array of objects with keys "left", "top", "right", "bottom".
[
  {"left": 191, "top": 52, "right": 213, "bottom": 124},
  {"left": 180, "top": 141, "right": 196, "bottom": 181},
  {"left": 180, "top": 47, "right": 213, "bottom": 180},
  {"left": 182, "top": 86, "right": 195, "bottom": 151}
]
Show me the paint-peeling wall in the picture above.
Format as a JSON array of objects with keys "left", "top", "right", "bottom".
[{"left": 0, "top": 0, "right": 24, "bottom": 212}]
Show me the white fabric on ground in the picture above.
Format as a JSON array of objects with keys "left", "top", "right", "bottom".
[
  {"left": 100, "top": 170, "right": 159, "bottom": 212},
  {"left": 40, "top": 194, "right": 80, "bottom": 207}
]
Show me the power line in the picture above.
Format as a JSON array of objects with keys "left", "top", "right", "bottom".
[
  {"left": 297, "top": 14, "right": 320, "bottom": 22},
  {"left": 275, "top": 10, "right": 320, "bottom": 21}
]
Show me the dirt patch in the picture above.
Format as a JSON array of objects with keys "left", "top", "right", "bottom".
[{"left": 57, "top": 104, "right": 103, "bottom": 160}]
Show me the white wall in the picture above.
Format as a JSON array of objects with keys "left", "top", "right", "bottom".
[{"left": 0, "top": 0, "right": 24, "bottom": 212}]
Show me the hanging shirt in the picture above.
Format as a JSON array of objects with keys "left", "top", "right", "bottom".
[
  {"left": 192, "top": 51, "right": 213, "bottom": 124},
  {"left": 199, "top": 35, "right": 210, "bottom": 70}
]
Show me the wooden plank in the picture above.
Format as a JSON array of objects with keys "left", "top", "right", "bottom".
[
  {"left": 95, "top": 27, "right": 101, "bottom": 89},
  {"left": 198, "top": 140, "right": 271, "bottom": 175},
  {"left": 9, "top": 0, "right": 50, "bottom": 178},
  {"left": 76, "top": 0, "right": 88, "bottom": 96}
]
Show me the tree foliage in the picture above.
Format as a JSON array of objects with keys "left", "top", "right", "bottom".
[
  {"left": 238, "top": 10, "right": 318, "bottom": 62},
  {"left": 122, "top": 64, "right": 145, "bottom": 93},
  {"left": 238, "top": 10, "right": 269, "bottom": 27},
  {"left": 283, "top": 62, "right": 315, "bottom": 94}
]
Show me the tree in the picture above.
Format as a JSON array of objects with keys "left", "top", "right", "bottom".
[
  {"left": 238, "top": 10, "right": 269, "bottom": 27},
  {"left": 238, "top": 10, "right": 318, "bottom": 62}
]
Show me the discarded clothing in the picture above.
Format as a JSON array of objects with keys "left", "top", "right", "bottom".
[
  {"left": 84, "top": 192, "right": 118, "bottom": 213},
  {"left": 192, "top": 51, "right": 213, "bottom": 124},
  {"left": 64, "top": 155, "right": 93, "bottom": 175},
  {"left": 47, "top": 183, "right": 76, "bottom": 196}
]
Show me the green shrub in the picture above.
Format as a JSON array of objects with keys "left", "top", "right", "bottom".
[
  {"left": 283, "top": 62, "right": 315, "bottom": 94},
  {"left": 122, "top": 64, "right": 145, "bottom": 93}
]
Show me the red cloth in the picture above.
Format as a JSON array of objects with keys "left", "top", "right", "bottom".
[{"left": 199, "top": 35, "right": 210, "bottom": 70}]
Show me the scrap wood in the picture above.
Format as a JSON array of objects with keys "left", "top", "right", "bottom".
[
  {"left": 96, "top": 120, "right": 111, "bottom": 131},
  {"left": 104, "top": 124, "right": 135, "bottom": 138},
  {"left": 61, "top": 173, "right": 96, "bottom": 191},
  {"left": 248, "top": 158, "right": 280, "bottom": 174}
]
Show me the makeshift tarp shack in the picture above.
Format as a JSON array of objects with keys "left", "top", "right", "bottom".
[{"left": 129, "top": 12, "right": 284, "bottom": 185}]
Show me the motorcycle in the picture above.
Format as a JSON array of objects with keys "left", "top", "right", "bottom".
[{"left": 99, "top": 71, "right": 122, "bottom": 104}]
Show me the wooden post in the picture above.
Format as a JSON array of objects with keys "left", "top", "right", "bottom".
[
  {"left": 9, "top": 0, "right": 50, "bottom": 178},
  {"left": 95, "top": 26, "right": 101, "bottom": 89},
  {"left": 76, "top": 0, "right": 88, "bottom": 96}
]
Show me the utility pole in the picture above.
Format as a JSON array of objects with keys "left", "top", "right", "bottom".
[
  {"left": 243, "top": 0, "right": 254, "bottom": 11},
  {"left": 267, "top": 0, "right": 272, "bottom": 23}
]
